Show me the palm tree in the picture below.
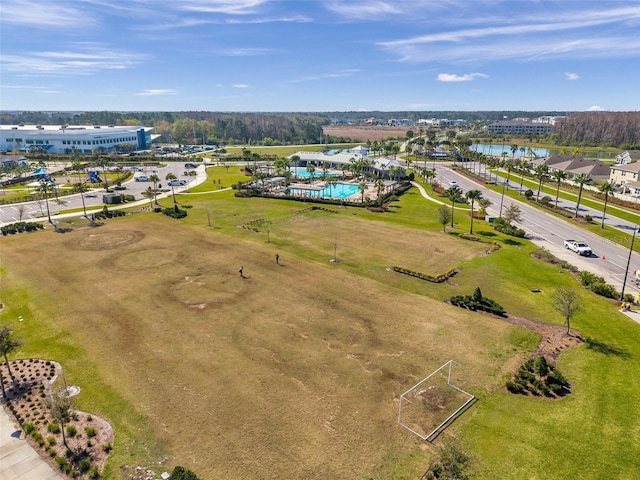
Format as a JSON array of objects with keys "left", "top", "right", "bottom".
[
  {"left": 95, "top": 156, "right": 110, "bottom": 191},
  {"left": 374, "top": 178, "right": 385, "bottom": 201},
  {"left": 71, "top": 159, "right": 84, "bottom": 184},
  {"left": 165, "top": 172, "right": 178, "bottom": 206},
  {"left": 36, "top": 179, "right": 54, "bottom": 224},
  {"left": 149, "top": 174, "right": 160, "bottom": 205},
  {"left": 552, "top": 170, "right": 567, "bottom": 209},
  {"left": 0, "top": 325, "right": 22, "bottom": 388},
  {"left": 142, "top": 187, "right": 155, "bottom": 208},
  {"left": 327, "top": 177, "right": 337, "bottom": 198},
  {"left": 306, "top": 163, "right": 316, "bottom": 183},
  {"left": 534, "top": 164, "right": 549, "bottom": 200},
  {"left": 445, "top": 185, "right": 464, "bottom": 228},
  {"left": 465, "top": 189, "right": 483, "bottom": 234},
  {"left": 574, "top": 173, "right": 591, "bottom": 218},
  {"left": 599, "top": 180, "right": 615, "bottom": 228},
  {"left": 358, "top": 181, "right": 368, "bottom": 202}
]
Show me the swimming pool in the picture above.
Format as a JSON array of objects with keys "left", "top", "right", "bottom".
[
  {"left": 287, "top": 182, "right": 361, "bottom": 199},
  {"left": 291, "top": 166, "right": 340, "bottom": 178}
]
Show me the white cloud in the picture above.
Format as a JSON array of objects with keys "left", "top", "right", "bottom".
[
  {"left": 176, "top": 0, "right": 269, "bottom": 15},
  {"left": 377, "top": 5, "right": 640, "bottom": 63},
  {"left": 587, "top": 105, "right": 605, "bottom": 111},
  {"left": 324, "top": 0, "right": 401, "bottom": 18},
  {"left": 565, "top": 72, "right": 580, "bottom": 80},
  {"left": 233, "top": 84, "right": 250, "bottom": 88},
  {"left": 288, "top": 69, "right": 360, "bottom": 83},
  {"left": 0, "top": 43, "right": 143, "bottom": 76},
  {"left": 136, "top": 89, "right": 178, "bottom": 96},
  {"left": 437, "top": 73, "right": 488, "bottom": 82},
  {"left": 0, "top": 0, "right": 95, "bottom": 27},
  {"left": 218, "top": 48, "right": 272, "bottom": 56}
]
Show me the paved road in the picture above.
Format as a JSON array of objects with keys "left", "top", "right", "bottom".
[
  {"left": 0, "top": 163, "right": 208, "bottom": 225},
  {"left": 434, "top": 167, "right": 640, "bottom": 296}
]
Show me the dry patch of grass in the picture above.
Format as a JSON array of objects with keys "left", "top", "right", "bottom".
[{"left": 1, "top": 214, "right": 529, "bottom": 479}]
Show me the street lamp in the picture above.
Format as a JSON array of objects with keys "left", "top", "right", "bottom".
[{"left": 620, "top": 225, "right": 638, "bottom": 301}]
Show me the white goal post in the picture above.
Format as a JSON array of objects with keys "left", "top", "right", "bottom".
[{"left": 397, "top": 360, "right": 476, "bottom": 441}]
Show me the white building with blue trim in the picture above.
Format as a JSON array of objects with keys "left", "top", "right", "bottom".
[{"left": 0, "top": 124, "right": 158, "bottom": 154}]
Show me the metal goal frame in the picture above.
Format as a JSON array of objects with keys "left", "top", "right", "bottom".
[{"left": 397, "top": 360, "right": 475, "bottom": 441}]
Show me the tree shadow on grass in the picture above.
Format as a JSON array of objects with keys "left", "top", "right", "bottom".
[
  {"left": 585, "top": 337, "right": 631, "bottom": 359},
  {"left": 476, "top": 231, "right": 497, "bottom": 237}
]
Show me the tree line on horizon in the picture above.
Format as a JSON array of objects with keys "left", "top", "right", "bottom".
[{"left": 1, "top": 110, "right": 638, "bottom": 149}]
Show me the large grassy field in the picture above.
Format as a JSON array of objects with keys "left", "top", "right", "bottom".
[{"left": 1, "top": 166, "right": 639, "bottom": 479}]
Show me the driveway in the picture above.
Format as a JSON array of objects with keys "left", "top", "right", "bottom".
[{"left": 0, "top": 407, "right": 62, "bottom": 480}]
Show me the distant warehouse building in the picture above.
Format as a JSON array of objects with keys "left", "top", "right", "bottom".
[
  {"left": 487, "top": 120, "right": 553, "bottom": 135},
  {"left": 0, "top": 124, "right": 159, "bottom": 154}
]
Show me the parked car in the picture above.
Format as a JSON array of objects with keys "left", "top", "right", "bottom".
[
  {"left": 564, "top": 240, "right": 592, "bottom": 256},
  {"left": 184, "top": 163, "right": 198, "bottom": 169},
  {"left": 168, "top": 179, "right": 187, "bottom": 186},
  {"left": 130, "top": 166, "right": 142, "bottom": 171},
  {"left": 134, "top": 175, "right": 149, "bottom": 182}
]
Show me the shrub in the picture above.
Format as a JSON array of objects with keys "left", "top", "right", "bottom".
[
  {"left": 48, "top": 448, "right": 57, "bottom": 457},
  {"left": 66, "top": 425, "right": 77, "bottom": 437},
  {"left": 79, "top": 459, "right": 92, "bottom": 473},
  {"left": 47, "top": 436, "right": 57, "bottom": 445},
  {"left": 55, "top": 456, "right": 67, "bottom": 468},
  {"left": 589, "top": 282, "right": 618, "bottom": 299},
  {"left": 48, "top": 422, "right": 61, "bottom": 434},
  {"left": 85, "top": 426, "right": 96, "bottom": 438},
  {"left": 169, "top": 466, "right": 201, "bottom": 480},
  {"left": 524, "top": 189, "right": 534, "bottom": 198},
  {"left": 88, "top": 466, "right": 100, "bottom": 479},
  {"left": 101, "top": 443, "right": 112, "bottom": 453},
  {"left": 23, "top": 422, "right": 36, "bottom": 434}
]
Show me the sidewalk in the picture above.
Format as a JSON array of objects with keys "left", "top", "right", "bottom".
[{"left": 0, "top": 406, "right": 62, "bottom": 480}]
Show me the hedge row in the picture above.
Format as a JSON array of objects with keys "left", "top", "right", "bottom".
[
  {"left": 391, "top": 266, "right": 458, "bottom": 283},
  {"left": 1, "top": 221, "right": 44, "bottom": 235}
]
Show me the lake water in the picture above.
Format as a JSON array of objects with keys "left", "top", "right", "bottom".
[{"left": 471, "top": 144, "right": 615, "bottom": 160}]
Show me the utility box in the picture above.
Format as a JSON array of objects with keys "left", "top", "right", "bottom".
[
  {"left": 102, "top": 193, "right": 123, "bottom": 205},
  {"left": 486, "top": 216, "right": 497, "bottom": 223}
]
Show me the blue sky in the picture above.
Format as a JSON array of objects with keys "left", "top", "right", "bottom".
[{"left": 1, "top": 0, "right": 639, "bottom": 112}]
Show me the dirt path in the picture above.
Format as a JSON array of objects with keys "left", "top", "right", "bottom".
[{"left": 504, "top": 314, "right": 584, "bottom": 361}]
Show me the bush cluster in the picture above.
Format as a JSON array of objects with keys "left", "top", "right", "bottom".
[
  {"left": 450, "top": 287, "right": 506, "bottom": 316},
  {"left": 163, "top": 205, "right": 188, "bottom": 219},
  {"left": 94, "top": 206, "right": 125, "bottom": 220},
  {"left": 392, "top": 266, "right": 458, "bottom": 283},
  {"left": 579, "top": 271, "right": 619, "bottom": 299},
  {"left": 1, "top": 221, "right": 44, "bottom": 235},
  {"left": 492, "top": 217, "right": 526, "bottom": 237},
  {"left": 531, "top": 248, "right": 577, "bottom": 271},
  {"left": 506, "top": 356, "right": 569, "bottom": 397},
  {"left": 169, "top": 466, "right": 201, "bottom": 480}
]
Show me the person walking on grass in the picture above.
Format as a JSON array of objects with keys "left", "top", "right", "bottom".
[
  {"left": 275, "top": 253, "right": 279, "bottom": 265},
  {"left": 239, "top": 266, "right": 244, "bottom": 278}
]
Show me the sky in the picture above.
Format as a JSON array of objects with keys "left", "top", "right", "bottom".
[{"left": 1, "top": 0, "right": 640, "bottom": 113}]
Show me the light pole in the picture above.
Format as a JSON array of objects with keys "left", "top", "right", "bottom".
[{"left": 620, "top": 225, "right": 638, "bottom": 301}]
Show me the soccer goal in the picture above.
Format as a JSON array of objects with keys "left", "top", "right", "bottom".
[{"left": 397, "top": 360, "right": 476, "bottom": 442}]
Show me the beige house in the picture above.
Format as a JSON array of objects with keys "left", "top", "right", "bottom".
[
  {"left": 609, "top": 162, "right": 640, "bottom": 194},
  {"left": 526, "top": 155, "right": 611, "bottom": 183}
]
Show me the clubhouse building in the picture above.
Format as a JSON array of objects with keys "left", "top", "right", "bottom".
[{"left": 0, "top": 124, "right": 158, "bottom": 155}]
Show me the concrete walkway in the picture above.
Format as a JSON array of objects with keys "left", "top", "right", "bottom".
[{"left": 0, "top": 406, "right": 62, "bottom": 480}]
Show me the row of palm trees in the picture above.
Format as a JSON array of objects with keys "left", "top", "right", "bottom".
[{"left": 442, "top": 185, "right": 486, "bottom": 234}]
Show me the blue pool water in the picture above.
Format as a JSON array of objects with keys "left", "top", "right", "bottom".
[
  {"left": 291, "top": 166, "right": 340, "bottom": 178},
  {"left": 288, "top": 182, "right": 360, "bottom": 199}
]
